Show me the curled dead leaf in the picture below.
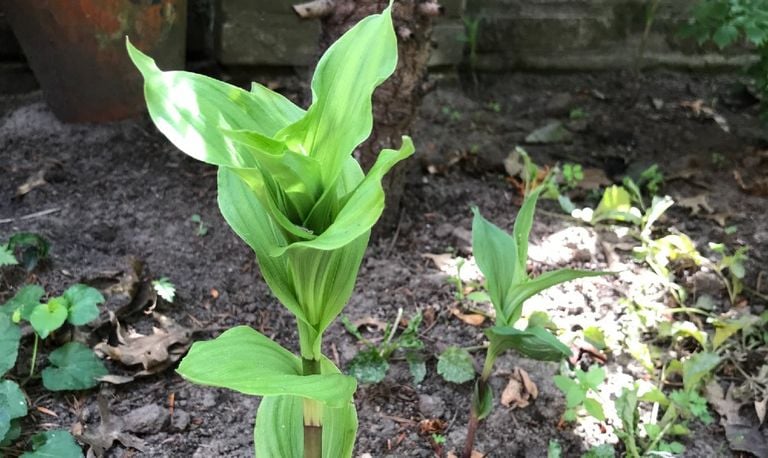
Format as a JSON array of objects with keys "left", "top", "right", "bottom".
[
  {"left": 418, "top": 418, "right": 446, "bottom": 435},
  {"left": 501, "top": 367, "right": 538, "bottom": 409},
  {"left": 677, "top": 194, "right": 713, "bottom": 216},
  {"left": 78, "top": 392, "right": 146, "bottom": 457},
  {"left": 16, "top": 169, "right": 47, "bottom": 196},
  {"left": 450, "top": 307, "right": 486, "bottom": 326}
]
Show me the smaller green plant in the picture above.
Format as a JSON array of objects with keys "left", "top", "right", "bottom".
[
  {"left": 441, "top": 105, "right": 462, "bottom": 122},
  {"left": 190, "top": 213, "right": 208, "bottom": 237},
  {"left": 711, "top": 152, "right": 726, "bottom": 168},
  {"left": 561, "top": 163, "right": 584, "bottom": 190},
  {"left": 485, "top": 101, "right": 501, "bottom": 113},
  {"left": 431, "top": 433, "right": 446, "bottom": 445},
  {"left": 1, "top": 233, "right": 49, "bottom": 271},
  {"left": 0, "top": 283, "right": 107, "bottom": 455},
  {"left": 152, "top": 277, "right": 176, "bottom": 303},
  {"left": 553, "top": 365, "right": 606, "bottom": 422},
  {"left": 639, "top": 164, "right": 664, "bottom": 196},
  {"left": 461, "top": 16, "right": 482, "bottom": 72},
  {"left": 342, "top": 309, "right": 426, "bottom": 384},
  {"left": 709, "top": 242, "right": 748, "bottom": 304},
  {"left": 569, "top": 107, "right": 587, "bottom": 120}
]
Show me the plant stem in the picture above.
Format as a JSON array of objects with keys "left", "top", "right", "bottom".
[
  {"left": 464, "top": 352, "right": 496, "bottom": 458},
  {"left": 29, "top": 334, "right": 39, "bottom": 378},
  {"left": 462, "top": 411, "right": 480, "bottom": 458},
  {"left": 302, "top": 358, "right": 323, "bottom": 458}
]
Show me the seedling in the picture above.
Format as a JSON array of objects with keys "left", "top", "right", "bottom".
[
  {"left": 708, "top": 242, "right": 748, "bottom": 305},
  {"left": 561, "top": 163, "right": 584, "bottom": 190},
  {"left": 569, "top": 107, "right": 587, "bottom": 120},
  {"left": 190, "top": 213, "right": 208, "bottom": 237},
  {"left": 152, "top": 277, "right": 176, "bottom": 303},
  {"left": 553, "top": 365, "right": 606, "bottom": 422},
  {"left": 1, "top": 233, "right": 49, "bottom": 271},
  {"left": 459, "top": 189, "right": 606, "bottom": 457},
  {"left": 441, "top": 105, "right": 462, "bottom": 122},
  {"left": 0, "top": 283, "right": 107, "bottom": 455},
  {"left": 128, "top": 4, "right": 413, "bottom": 456},
  {"left": 342, "top": 309, "right": 426, "bottom": 385}
]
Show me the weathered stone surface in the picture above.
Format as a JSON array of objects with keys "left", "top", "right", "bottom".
[
  {"left": 217, "top": 1, "right": 320, "bottom": 66},
  {"left": 429, "top": 20, "right": 465, "bottom": 66}
]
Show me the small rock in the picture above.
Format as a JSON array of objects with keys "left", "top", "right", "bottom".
[
  {"left": 525, "top": 121, "right": 574, "bottom": 144},
  {"left": 418, "top": 394, "right": 446, "bottom": 419},
  {"left": 123, "top": 404, "right": 169, "bottom": 434},
  {"left": 435, "top": 223, "right": 454, "bottom": 239},
  {"left": 201, "top": 392, "right": 218, "bottom": 408},
  {"left": 542, "top": 92, "right": 575, "bottom": 117},
  {"left": 688, "top": 270, "right": 723, "bottom": 296},
  {"left": 171, "top": 409, "right": 191, "bottom": 431}
]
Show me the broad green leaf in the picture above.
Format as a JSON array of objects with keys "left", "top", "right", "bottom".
[
  {"left": 41, "top": 342, "right": 108, "bottom": 391},
  {"left": 582, "top": 444, "right": 615, "bottom": 458},
  {"left": 29, "top": 298, "right": 69, "bottom": 339},
  {"left": 272, "top": 137, "right": 414, "bottom": 255},
  {"left": 0, "top": 314, "right": 21, "bottom": 377},
  {"left": 584, "top": 397, "right": 606, "bottom": 421},
  {"left": 682, "top": 351, "right": 720, "bottom": 392},
  {"left": 547, "top": 440, "right": 562, "bottom": 458},
  {"left": 487, "top": 325, "right": 571, "bottom": 362},
  {"left": 254, "top": 395, "right": 357, "bottom": 458},
  {"left": 0, "top": 419, "right": 21, "bottom": 446},
  {"left": 406, "top": 351, "right": 426, "bottom": 385},
  {"left": 593, "top": 185, "right": 641, "bottom": 225},
  {"left": 580, "top": 366, "right": 605, "bottom": 391},
  {"left": 275, "top": 5, "right": 398, "bottom": 188},
  {"left": 553, "top": 375, "right": 579, "bottom": 399},
  {"left": 472, "top": 379, "right": 494, "bottom": 420},
  {"left": 511, "top": 188, "right": 544, "bottom": 279},
  {"left": 713, "top": 23, "right": 739, "bottom": 48},
  {"left": 0, "top": 244, "right": 16, "bottom": 266},
  {"left": 437, "top": 346, "right": 475, "bottom": 384},
  {"left": 127, "top": 40, "right": 304, "bottom": 168},
  {"left": 583, "top": 326, "right": 607, "bottom": 350},
  {"left": 471, "top": 207, "right": 519, "bottom": 322},
  {"left": 347, "top": 347, "right": 389, "bottom": 384},
  {"left": 177, "top": 326, "right": 356, "bottom": 407},
  {"left": 63, "top": 284, "right": 104, "bottom": 326},
  {"left": 20, "top": 430, "right": 83, "bottom": 458},
  {"left": 0, "top": 380, "right": 28, "bottom": 419},
  {"left": 0, "top": 407, "right": 9, "bottom": 443},
  {"left": 1, "top": 284, "right": 44, "bottom": 322}
]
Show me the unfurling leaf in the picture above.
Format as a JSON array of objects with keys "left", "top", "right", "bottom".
[
  {"left": 151, "top": 277, "right": 176, "bottom": 303},
  {"left": 63, "top": 284, "right": 104, "bottom": 325}
]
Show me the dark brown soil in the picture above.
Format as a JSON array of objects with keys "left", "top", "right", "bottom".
[{"left": 1, "top": 69, "right": 766, "bottom": 457}]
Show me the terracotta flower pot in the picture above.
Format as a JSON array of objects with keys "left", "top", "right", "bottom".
[{"left": 2, "top": 0, "right": 187, "bottom": 123}]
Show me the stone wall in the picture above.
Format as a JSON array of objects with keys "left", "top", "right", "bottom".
[{"left": 466, "top": 0, "right": 752, "bottom": 70}]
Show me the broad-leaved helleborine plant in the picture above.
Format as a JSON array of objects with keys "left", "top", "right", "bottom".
[
  {"left": 463, "top": 188, "right": 606, "bottom": 458},
  {"left": 128, "top": 4, "right": 412, "bottom": 457}
]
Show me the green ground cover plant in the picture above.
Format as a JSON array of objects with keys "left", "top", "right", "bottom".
[{"left": 128, "top": 3, "right": 412, "bottom": 457}]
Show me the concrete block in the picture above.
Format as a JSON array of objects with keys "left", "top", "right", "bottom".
[
  {"left": 430, "top": 21, "right": 465, "bottom": 66},
  {"left": 216, "top": 1, "right": 320, "bottom": 66}
]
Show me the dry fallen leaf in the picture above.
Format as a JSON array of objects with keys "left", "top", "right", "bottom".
[
  {"left": 677, "top": 194, "right": 713, "bottom": 216},
  {"left": 756, "top": 397, "right": 767, "bottom": 425},
  {"left": 78, "top": 393, "right": 146, "bottom": 458},
  {"left": 702, "top": 212, "right": 732, "bottom": 227},
  {"left": 577, "top": 168, "right": 612, "bottom": 190},
  {"left": 422, "top": 253, "right": 455, "bottom": 271},
  {"left": 734, "top": 170, "right": 768, "bottom": 197},
  {"left": 500, "top": 367, "right": 538, "bottom": 409},
  {"left": 16, "top": 169, "right": 47, "bottom": 196},
  {"left": 705, "top": 380, "right": 768, "bottom": 457},
  {"left": 450, "top": 307, "right": 486, "bottom": 326},
  {"left": 418, "top": 418, "right": 446, "bottom": 435},
  {"left": 95, "top": 312, "right": 192, "bottom": 381},
  {"left": 352, "top": 316, "right": 387, "bottom": 333}
]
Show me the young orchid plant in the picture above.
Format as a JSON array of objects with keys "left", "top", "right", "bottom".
[
  {"left": 128, "top": 4, "right": 411, "bottom": 457},
  {"left": 464, "top": 188, "right": 606, "bottom": 458}
]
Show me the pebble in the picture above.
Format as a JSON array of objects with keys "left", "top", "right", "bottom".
[
  {"left": 202, "top": 392, "right": 218, "bottom": 408},
  {"left": 123, "top": 404, "right": 169, "bottom": 434},
  {"left": 171, "top": 409, "right": 191, "bottom": 431},
  {"left": 418, "top": 394, "right": 446, "bottom": 419}
]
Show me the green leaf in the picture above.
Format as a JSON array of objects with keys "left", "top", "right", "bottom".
[
  {"left": 547, "top": 440, "right": 562, "bottom": 458},
  {"left": 583, "top": 326, "right": 607, "bottom": 350},
  {"left": 7, "top": 233, "right": 49, "bottom": 272},
  {"left": 151, "top": 277, "right": 176, "bottom": 303},
  {"left": 29, "top": 297, "right": 69, "bottom": 339},
  {"left": 0, "top": 408, "right": 9, "bottom": 444},
  {"left": 20, "top": 430, "right": 83, "bottom": 458},
  {"left": 472, "top": 379, "right": 494, "bottom": 420},
  {"left": 437, "top": 346, "right": 475, "bottom": 384},
  {"left": 177, "top": 326, "right": 356, "bottom": 407},
  {"left": 127, "top": 40, "right": 304, "bottom": 169},
  {"left": 593, "top": 185, "right": 641, "bottom": 225},
  {"left": 581, "top": 366, "right": 605, "bottom": 391},
  {"left": 1, "top": 284, "right": 45, "bottom": 322},
  {"left": 41, "top": 342, "right": 108, "bottom": 391},
  {"left": 471, "top": 207, "right": 520, "bottom": 321},
  {"left": 272, "top": 137, "right": 414, "bottom": 255},
  {"left": 582, "top": 444, "right": 615, "bottom": 458},
  {"left": 0, "top": 244, "right": 17, "bottom": 266},
  {"left": 614, "top": 388, "right": 639, "bottom": 457},
  {"left": 274, "top": 5, "right": 398, "bottom": 189},
  {"left": 0, "top": 314, "right": 21, "bottom": 377},
  {"left": 405, "top": 351, "right": 426, "bottom": 385},
  {"left": 0, "top": 419, "right": 21, "bottom": 446},
  {"left": 713, "top": 314, "right": 759, "bottom": 350},
  {"left": 583, "top": 397, "right": 606, "bottom": 421},
  {"left": 682, "top": 352, "right": 720, "bottom": 392},
  {"left": 347, "top": 347, "right": 389, "bottom": 384},
  {"left": 713, "top": 23, "right": 739, "bottom": 48},
  {"left": 254, "top": 395, "right": 357, "bottom": 458},
  {"left": 487, "top": 325, "right": 571, "bottom": 362},
  {"left": 0, "top": 380, "right": 28, "bottom": 419},
  {"left": 63, "top": 284, "right": 104, "bottom": 326}
]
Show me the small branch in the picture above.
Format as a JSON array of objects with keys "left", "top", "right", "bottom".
[
  {"left": 418, "top": 1, "right": 444, "bottom": 17},
  {"left": 0, "top": 207, "right": 61, "bottom": 224},
  {"left": 292, "top": 0, "right": 334, "bottom": 19}
]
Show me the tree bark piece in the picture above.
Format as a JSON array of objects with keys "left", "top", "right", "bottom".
[{"left": 292, "top": 0, "right": 335, "bottom": 19}]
